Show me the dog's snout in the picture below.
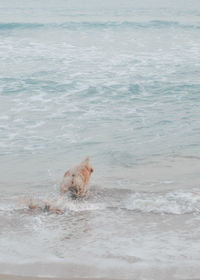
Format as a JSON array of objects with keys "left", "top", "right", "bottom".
[{"left": 60, "top": 158, "right": 93, "bottom": 197}]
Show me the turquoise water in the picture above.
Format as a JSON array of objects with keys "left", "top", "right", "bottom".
[
  {"left": 0, "top": 0, "right": 200, "bottom": 170},
  {"left": 0, "top": 1, "right": 200, "bottom": 278}
]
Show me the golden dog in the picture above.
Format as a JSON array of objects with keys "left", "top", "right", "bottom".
[
  {"left": 60, "top": 157, "right": 93, "bottom": 197},
  {"left": 28, "top": 198, "right": 64, "bottom": 214},
  {"left": 27, "top": 158, "right": 93, "bottom": 214}
]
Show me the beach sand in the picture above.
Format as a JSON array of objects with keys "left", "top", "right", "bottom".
[
  {"left": 0, "top": 276, "right": 115, "bottom": 280},
  {"left": 1, "top": 262, "right": 200, "bottom": 280},
  {"left": 0, "top": 276, "right": 62, "bottom": 280}
]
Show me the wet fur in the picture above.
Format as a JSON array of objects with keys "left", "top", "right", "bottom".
[
  {"left": 28, "top": 197, "right": 64, "bottom": 214},
  {"left": 60, "top": 157, "right": 93, "bottom": 198},
  {"left": 27, "top": 158, "right": 93, "bottom": 214}
]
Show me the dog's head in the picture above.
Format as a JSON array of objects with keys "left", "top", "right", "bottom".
[
  {"left": 90, "top": 167, "right": 94, "bottom": 173},
  {"left": 82, "top": 157, "right": 94, "bottom": 174}
]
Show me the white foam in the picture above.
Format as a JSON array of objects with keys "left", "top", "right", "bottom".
[
  {"left": 124, "top": 189, "right": 200, "bottom": 214},
  {"left": 64, "top": 201, "right": 105, "bottom": 212},
  {"left": 52, "top": 196, "right": 105, "bottom": 212}
]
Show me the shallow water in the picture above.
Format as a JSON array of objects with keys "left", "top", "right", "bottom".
[
  {"left": 1, "top": 156, "right": 200, "bottom": 279},
  {"left": 0, "top": 0, "right": 200, "bottom": 279}
]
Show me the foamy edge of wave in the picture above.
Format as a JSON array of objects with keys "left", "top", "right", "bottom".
[
  {"left": 1, "top": 189, "right": 200, "bottom": 215},
  {"left": 123, "top": 190, "right": 200, "bottom": 214}
]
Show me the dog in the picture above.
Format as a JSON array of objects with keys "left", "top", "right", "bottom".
[
  {"left": 28, "top": 197, "right": 64, "bottom": 214},
  {"left": 60, "top": 157, "right": 93, "bottom": 198},
  {"left": 27, "top": 157, "right": 93, "bottom": 214}
]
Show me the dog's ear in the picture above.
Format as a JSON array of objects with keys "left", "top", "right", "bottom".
[
  {"left": 64, "top": 170, "right": 70, "bottom": 177},
  {"left": 83, "top": 156, "right": 90, "bottom": 163}
]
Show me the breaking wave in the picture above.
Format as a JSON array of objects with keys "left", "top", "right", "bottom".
[
  {"left": 0, "top": 21, "right": 200, "bottom": 31},
  {"left": 1, "top": 188, "right": 200, "bottom": 215},
  {"left": 123, "top": 190, "right": 200, "bottom": 214}
]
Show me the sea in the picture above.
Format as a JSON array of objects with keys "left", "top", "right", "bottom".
[{"left": 0, "top": 0, "right": 200, "bottom": 279}]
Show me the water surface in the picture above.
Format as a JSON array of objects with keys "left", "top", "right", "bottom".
[{"left": 0, "top": 0, "right": 200, "bottom": 279}]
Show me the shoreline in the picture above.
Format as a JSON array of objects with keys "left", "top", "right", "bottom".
[
  {"left": 0, "top": 276, "right": 117, "bottom": 280},
  {"left": 1, "top": 262, "right": 200, "bottom": 280}
]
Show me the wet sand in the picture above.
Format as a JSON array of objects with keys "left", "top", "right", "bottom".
[
  {"left": 1, "top": 267, "right": 200, "bottom": 280},
  {"left": 0, "top": 276, "right": 62, "bottom": 280},
  {"left": 0, "top": 276, "right": 115, "bottom": 280},
  {"left": 1, "top": 262, "right": 200, "bottom": 280}
]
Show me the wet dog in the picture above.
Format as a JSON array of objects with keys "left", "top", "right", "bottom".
[
  {"left": 60, "top": 157, "right": 93, "bottom": 198},
  {"left": 27, "top": 158, "right": 93, "bottom": 214},
  {"left": 28, "top": 197, "right": 64, "bottom": 214}
]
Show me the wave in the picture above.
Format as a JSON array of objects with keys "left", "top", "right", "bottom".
[
  {"left": 1, "top": 188, "right": 200, "bottom": 215},
  {"left": 0, "top": 22, "right": 44, "bottom": 30},
  {"left": 123, "top": 190, "right": 200, "bottom": 214},
  {"left": 0, "top": 21, "right": 200, "bottom": 31}
]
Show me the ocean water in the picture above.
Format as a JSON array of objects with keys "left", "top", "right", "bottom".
[{"left": 0, "top": 0, "right": 200, "bottom": 279}]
